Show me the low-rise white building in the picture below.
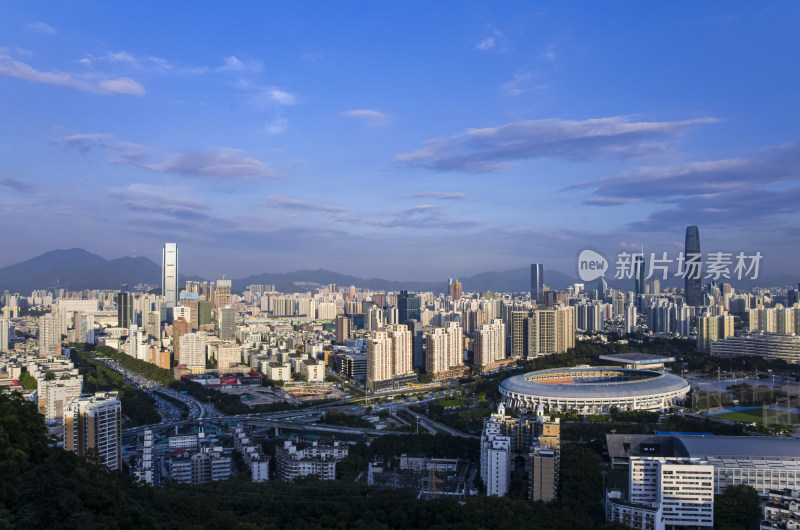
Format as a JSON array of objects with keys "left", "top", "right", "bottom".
[{"left": 275, "top": 440, "right": 348, "bottom": 481}]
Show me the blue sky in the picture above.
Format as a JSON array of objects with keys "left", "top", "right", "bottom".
[{"left": 1, "top": 2, "right": 799, "bottom": 282}]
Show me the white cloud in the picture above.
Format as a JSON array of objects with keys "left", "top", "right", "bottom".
[
  {"left": 219, "top": 55, "right": 262, "bottom": 73},
  {"left": 269, "top": 89, "right": 296, "bottom": 105},
  {"left": 266, "top": 116, "right": 288, "bottom": 135},
  {"left": 0, "top": 53, "right": 145, "bottom": 95},
  {"left": 26, "top": 22, "right": 57, "bottom": 35},
  {"left": 476, "top": 37, "right": 495, "bottom": 51},
  {"left": 344, "top": 109, "right": 391, "bottom": 127},
  {"left": 99, "top": 77, "right": 146, "bottom": 95}
]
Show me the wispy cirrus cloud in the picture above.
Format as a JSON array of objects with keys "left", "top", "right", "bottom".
[
  {"left": 404, "top": 192, "right": 465, "bottom": 200},
  {"left": 107, "top": 183, "right": 210, "bottom": 220},
  {"left": 0, "top": 177, "right": 39, "bottom": 194},
  {"left": 369, "top": 204, "right": 480, "bottom": 230},
  {"left": 265, "top": 195, "right": 348, "bottom": 214},
  {"left": 396, "top": 116, "right": 719, "bottom": 173},
  {"left": 344, "top": 109, "right": 391, "bottom": 127},
  {"left": 55, "top": 133, "right": 282, "bottom": 179},
  {"left": 26, "top": 22, "right": 57, "bottom": 35},
  {"left": 0, "top": 52, "right": 145, "bottom": 95}
]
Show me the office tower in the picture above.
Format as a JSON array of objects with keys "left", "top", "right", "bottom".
[
  {"left": 397, "top": 291, "right": 421, "bottom": 322},
  {"left": 218, "top": 306, "right": 235, "bottom": 341},
  {"left": 0, "top": 318, "right": 9, "bottom": 351},
  {"left": 215, "top": 279, "right": 232, "bottom": 309},
  {"left": 196, "top": 300, "right": 212, "bottom": 329},
  {"left": 530, "top": 263, "right": 544, "bottom": 304},
  {"left": 335, "top": 315, "right": 350, "bottom": 344},
  {"left": 450, "top": 279, "right": 463, "bottom": 301},
  {"left": 510, "top": 310, "right": 531, "bottom": 358},
  {"left": 178, "top": 332, "right": 207, "bottom": 368},
  {"left": 475, "top": 319, "right": 506, "bottom": 368},
  {"left": 64, "top": 392, "right": 122, "bottom": 470},
  {"left": 387, "top": 324, "right": 412, "bottom": 376},
  {"left": 367, "top": 331, "right": 393, "bottom": 391},
  {"left": 38, "top": 313, "right": 61, "bottom": 356},
  {"left": 404, "top": 319, "right": 425, "bottom": 369},
  {"left": 697, "top": 314, "right": 734, "bottom": 352},
  {"left": 624, "top": 303, "right": 637, "bottom": 334},
  {"left": 162, "top": 243, "right": 178, "bottom": 308},
  {"left": 685, "top": 226, "right": 702, "bottom": 307},
  {"left": 597, "top": 277, "right": 608, "bottom": 301},
  {"left": 117, "top": 292, "right": 133, "bottom": 328},
  {"left": 634, "top": 254, "right": 646, "bottom": 298}
]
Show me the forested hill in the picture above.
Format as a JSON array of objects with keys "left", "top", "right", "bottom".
[{"left": 0, "top": 390, "right": 618, "bottom": 529}]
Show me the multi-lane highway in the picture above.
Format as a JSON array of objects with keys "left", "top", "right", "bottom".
[{"left": 92, "top": 355, "right": 214, "bottom": 420}]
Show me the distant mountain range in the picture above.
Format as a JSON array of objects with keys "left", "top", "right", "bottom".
[
  {"left": 0, "top": 248, "right": 796, "bottom": 295},
  {"left": 0, "top": 248, "right": 578, "bottom": 295}
]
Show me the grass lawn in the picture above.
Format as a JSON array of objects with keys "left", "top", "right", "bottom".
[{"left": 714, "top": 408, "right": 763, "bottom": 425}]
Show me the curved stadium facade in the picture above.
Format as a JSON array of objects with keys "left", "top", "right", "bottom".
[{"left": 499, "top": 367, "right": 690, "bottom": 414}]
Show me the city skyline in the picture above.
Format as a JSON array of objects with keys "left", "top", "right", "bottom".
[{"left": 2, "top": 3, "right": 800, "bottom": 280}]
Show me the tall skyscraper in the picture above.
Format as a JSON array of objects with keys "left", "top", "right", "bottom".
[
  {"left": 215, "top": 279, "right": 232, "bottom": 309},
  {"left": 531, "top": 263, "right": 544, "bottom": 304},
  {"left": 397, "top": 291, "right": 420, "bottom": 322},
  {"left": 162, "top": 243, "right": 178, "bottom": 308},
  {"left": 685, "top": 226, "right": 702, "bottom": 307},
  {"left": 634, "top": 254, "right": 646, "bottom": 298},
  {"left": 218, "top": 307, "right": 235, "bottom": 342},
  {"left": 117, "top": 292, "right": 133, "bottom": 329}
]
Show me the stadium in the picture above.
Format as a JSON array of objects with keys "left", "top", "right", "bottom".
[{"left": 499, "top": 367, "right": 690, "bottom": 414}]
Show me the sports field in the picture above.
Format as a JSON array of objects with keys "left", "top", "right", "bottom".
[{"left": 713, "top": 408, "right": 763, "bottom": 425}]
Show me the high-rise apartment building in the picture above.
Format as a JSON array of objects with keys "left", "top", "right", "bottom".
[
  {"left": 335, "top": 315, "right": 350, "bottom": 344},
  {"left": 0, "top": 318, "right": 9, "bottom": 351},
  {"left": 64, "top": 392, "right": 122, "bottom": 470},
  {"left": 685, "top": 226, "right": 702, "bottom": 307},
  {"left": 425, "top": 322, "right": 463, "bottom": 376},
  {"left": 178, "top": 332, "right": 207, "bottom": 368},
  {"left": 530, "top": 263, "right": 544, "bottom": 304},
  {"left": 388, "top": 324, "right": 412, "bottom": 377},
  {"left": 162, "top": 243, "right": 178, "bottom": 308},
  {"left": 475, "top": 319, "right": 506, "bottom": 368},
  {"left": 38, "top": 313, "right": 61, "bottom": 356},
  {"left": 697, "top": 314, "right": 734, "bottom": 352},
  {"left": 217, "top": 342, "right": 242, "bottom": 371},
  {"left": 367, "top": 331, "right": 393, "bottom": 390}
]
